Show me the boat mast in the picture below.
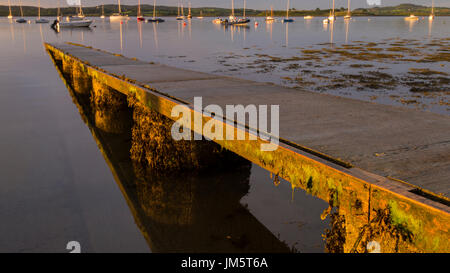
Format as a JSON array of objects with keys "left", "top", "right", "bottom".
[
  {"left": 286, "top": 0, "right": 290, "bottom": 19},
  {"left": 38, "top": 0, "right": 41, "bottom": 19},
  {"left": 177, "top": 2, "right": 180, "bottom": 16},
  {"left": 231, "top": 0, "right": 234, "bottom": 16},
  {"left": 101, "top": 4, "right": 104, "bottom": 16},
  {"left": 332, "top": 0, "right": 335, "bottom": 17},
  {"left": 243, "top": 0, "right": 246, "bottom": 17},
  {"left": 153, "top": 0, "right": 156, "bottom": 18},
  {"left": 432, "top": 0, "right": 434, "bottom": 15},
  {"left": 79, "top": 1, "right": 84, "bottom": 17},
  {"left": 118, "top": 0, "right": 122, "bottom": 14},
  {"left": 188, "top": 2, "right": 191, "bottom": 17},
  {"left": 181, "top": 1, "right": 184, "bottom": 16},
  {"left": 271, "top": 6, "right": 273, "bottom": 17},
  {"left": 8, "top": 0, "right": 12, "bottom": 17},
  {"left": 19, "top": 0, "right": 23, "bottom": 17},
  {"left": 138, "top": 0, "right": 141, "bottom": 17},
  {"left": 347, "top": 0, "right": 351, "bottom": 16}
]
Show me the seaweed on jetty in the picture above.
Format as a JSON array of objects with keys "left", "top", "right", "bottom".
[{"left": 127, "top": 94, "right": 246, "bottom": 174}]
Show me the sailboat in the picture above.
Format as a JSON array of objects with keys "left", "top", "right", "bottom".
[
  {"left": 137, "top": 0, "right": 145, "bottom": 21},
  {"left": 35, "top": 0, "right": 49, "bottom": 23},
  {"left": 187, "top": 2, "right": 192, "bottom": 19},
  {"left": 66, "top": 2, "right": 86, "bottom": 21},
  {"left": 57, "top": 0, "right": 92, "bottom": 27},
  {"left": 110, "top": 0, "right": 129, "bottom": 21},
  {"left": 16, "top": 0, "right": 26, "bottom": 23},
  {"left": 282, "top": 0, "right": 294, "bottom": 22},
  {"left": 197, "top": 10, "right": 204, "bottom": 19},
  {"left": 265, "top": 5, "right": 275, "bottom": 22},
  {"left": 404, "top": 14, "right": 419, "bottom": 21},
  {"left": 323, "top": 0, "right": 336, "bottom": 24},
  {"left": 7, "top": 0, "right": 13, "bottom": 19},
  {"left": 100, "top": 4, "right": 105, "bottom": 19},
  {"left": 147, "top": 0, "right": 165, "bottom": 22},
  {"left": 176, "top": 1, "right": 185, "bottom": 20},
  {"left": 429, "top": 0, "right": 435, "bottom": 21},
  {"left": 344, "top": 0, "right": 351, "bottom": 20},
  {"left": 222, "top": 0, "right": 250, "bottom": 25}
]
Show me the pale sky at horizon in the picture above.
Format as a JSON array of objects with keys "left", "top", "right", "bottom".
[{"left": 4, "top": 0, "right": 450, "bottom": 10}]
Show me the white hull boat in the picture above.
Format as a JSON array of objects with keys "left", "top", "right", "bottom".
[{"left": 58, "top": 19, "right": 92, "bottom": 28}]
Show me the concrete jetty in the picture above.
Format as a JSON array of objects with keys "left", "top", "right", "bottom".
[{"left": 45, "top": 42, "right": 449, "bottom": 252}]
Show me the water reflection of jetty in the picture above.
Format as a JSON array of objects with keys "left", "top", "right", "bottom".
[{"left": 49, "top": 54, "right": 291, "bottom": 252}]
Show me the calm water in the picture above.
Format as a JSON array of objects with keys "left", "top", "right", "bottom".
[{"left": 0, "top": 16, "right": 448, "bottom": 252}]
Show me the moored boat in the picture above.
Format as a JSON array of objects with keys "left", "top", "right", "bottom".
[
  {"left": 428, "top": 0, "right": 435, "bottom": 21},
  {"left": 404, "top": 14, "right": 419, "bottom": 21},
  {"left": 147, "top": 0, "right": 164, "bottom": 22},
  {"left": 110, "top": 0, "right": 129, "bottom": 21},
  {"left": 221, "top": 0, "right": 250, "bottom": 25},
  {"left": 35, "top": 0, "right": 49, "bottom": 23},
  {"left": 176, "top": 1, "right": 185, "bottom": 20},
  {"left": 58, "top": 19, "right": 93, "bottom": 28},
  {"left": 16, "top": 0, "right": 26, "bottom": 23},
  {"left": 282, "top": 0, "right": 294, "bottom": 23},
  {"left": 343, "top": 0, "right": 351, "bottom": 20},
  {"left": 265, "top": 6, "right": 275, "bottom": 21},
  {"left": 137, "top": 0, "right": 145, "bottom": 21},
  {"left": 7, "top": 0, "right": 13, "bottom": 19},
  {"left": 100, "top": 4, "right": 105, "bottom": 18}
]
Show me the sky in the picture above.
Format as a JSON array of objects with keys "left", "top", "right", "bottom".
[{"left": 5, "top": 0, "right": 450, "bottom": 10}]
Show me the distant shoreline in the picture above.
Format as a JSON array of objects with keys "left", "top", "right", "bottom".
[{"left": 1, "top": 4, "right": 450, "bottom": 17}]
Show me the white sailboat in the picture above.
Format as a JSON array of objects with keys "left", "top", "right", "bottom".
[
  {"left": 344, "top": 0, "right": 351, "bottom": 20},
  {"left": 282, "top": 0, "right": 294, "bottom": 22},
  {"left": 323, "top": 0, "right": 336, "bottom": 24},
  {"left": 66, "top": 1, "right": 86, "bottom": 21},
  {"left": 404, "top": 14, "right": 419, "bottom": 21},
  {"left": 147, "top": 0, "right": 165, "bottom": 22},
  {"left": 265, "top": 5, "right": 275, "bottom": 22},
  {"left": 176, "top": 1, "right": 185, "bottom": 20},
  {"left": 7, "top": 0, "right": 13, "bottom": 19},
  {"left": 110, "top": 0, "right": 129, "bottom": 21},
  {"left": 197, "top": 10, "right": 204, "bottom": 19},
  {"left": 187, "top": 2, "right": 192, "bottom": 19},
  {"left": 57, "top": 0, "right": 92, "bottom": 27},
  {"left": 100, "top": 4, "right": 105, "bottom": 19},
  {"left": 58, "top": 19, "right": 92, "bottom": 28},
  {"left": 429, "top": 0, "right": 435, "bottom": 21},
  {"left": 35, "top": 0, "right": 49, "bottom": 23}
]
